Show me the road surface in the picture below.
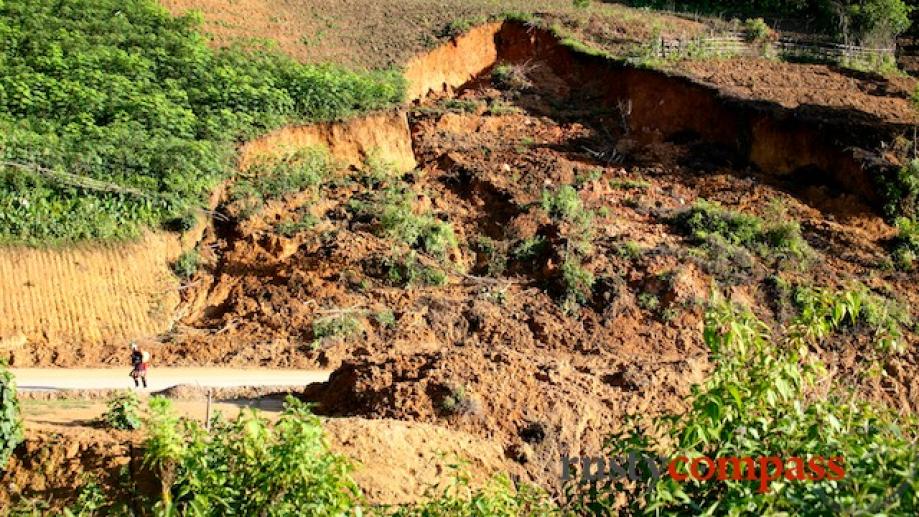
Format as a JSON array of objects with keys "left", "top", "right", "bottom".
[{"left": 10, "top": 368, "right": 331, "bottom": 392}]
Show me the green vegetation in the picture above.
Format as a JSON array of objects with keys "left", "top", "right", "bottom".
[
  {"left": 743, "top": 17, "right": 773, "bottom": 42},
  {"left": 569, "top": 295, "right": 919, "bottom": 515},
  {"left": 892, "top": 217, "right": 919, "bottom": 270},
  {"left": 312, "top": 314, "right": 362, "bottom": 342},
  {"left": 172, "top": 249, "right": 200, "bottom": 280},
  {"left": 672, "top": 199, "right": 811, "bottom": 263},
  {"left": 139, "top": 396, "right": 552, "bottom": 515},
  {"left": 102, "top": 391, "right": 142, "bottom": 431},
  {"left": 381, "top": 251, "right": 448, "bottom": 287},
  {"left": 230, "top": 147, "right": 333, "bottom": 218},
  {"left": 391, "top": 472, "right": 554, "bottom": 516},
  {"left": 354, "top": 188, "right": 458, "bottom": 259},
  {"left": 512, "top": 236, "right": 549, "bottom": 261},
  {"left": 144, "top": 396, "right": 361, "bottom": 515},
  {"left": 792, "top": 283, "right": 911, "bottom": 354},
  {"left": 610, "top": 178, "right": 651, "bottom": 190},
  {"left": 274, "top": 211, "right": 320, "bottom": 237},
  {"left": 622, "top": 1, "right": 913, "bottom": 45},
  {"left": 878, "top": 159, "right": 919, "bottom": 221},
  {"left": 0, "top": 362, "right": 23, "bottom": 469},
  {"left": 439, "top": 384, "right": 480, "bottom": 416},
  {"left": 0, "top": 0, "right": 403, "bottom": 244},
  {"left": 472, "top": 236, "right": 509, "bottom": 276}
]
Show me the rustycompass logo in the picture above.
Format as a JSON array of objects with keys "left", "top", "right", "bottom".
[{"left": 562, "top": 452, "right": 846, "bottom": 493}]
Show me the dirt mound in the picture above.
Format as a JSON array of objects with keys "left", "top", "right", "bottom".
[{"left": 324, "top": 417, "right": 521, "bottom": 505}]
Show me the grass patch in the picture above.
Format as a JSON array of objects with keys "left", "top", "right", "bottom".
[
  {"left": 671, "top": 199, "right": 811, "bottom": 263},
  {"left": 229, "top": 147, "right": 333, "bottom": 219},
  {"left": 0, "top": 0, "right": 403, "bottom": 245},
  {"left": 353, "top": 187, "right": 458, "bottom": 259},
  {"left": 312, "top": 314, "right": 362, "bottom": 345}
]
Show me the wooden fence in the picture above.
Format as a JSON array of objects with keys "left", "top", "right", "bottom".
[{"left": 657, "top": 31, "right": 896, "bottom": 63}]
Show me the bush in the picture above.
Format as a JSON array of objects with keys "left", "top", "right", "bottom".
[
  {"left": 568, "top": 296, "right": 919, "bottom": 514},
  {"left": 744, "top": 17, "right": 774, "bottom": 42},
  {"left": 847, "top": 0, "right": 912, "bottom": 46},
  {"left": 102, "top": 391, "right": 142, "bottom": 431},
  {"left": 0, "top": 0, "right": 404, "bottom": 244},
  {"left": 560, "top": 255, "right": 595, "bottom": 311},
  {"left": 357, "top": 188, "right": 458, "bottom": 259},
  {"left": 892, "top": 217, "right": 919, "bottom": 270},
  {"left": 230, "top": 147, "right": 332, "bottom": 219},
  {"left": 878, "top": 159, "right": 919, "bottom": 221},
  {"left": 380, "top": 251, "right": 448, "bottom": 287},
  {"left": 672, "top": 199, "right": 810, "bottom": 263},
  {"left": 312, "top": 314, "right": 362, "bottom": 341},
  {"left": 144, "top": 396, "right": 361, "bottom": 515},
  {"left": 392, "top": 471, "right": 555, "bottom": 516},
  {"left": 0, "top": 363, "right": 23, "bottom": 470},
  {"left": 439, "top": 384, "right": 480, "bottom": 416},
  {"left": 791, "top": 283, "right": 911, "bottom": 354},
  {"left": 172, "top": 250, "right": 200, "bottom": 279}
]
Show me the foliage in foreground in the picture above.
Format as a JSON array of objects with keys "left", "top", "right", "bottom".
[
  {"left": 144, "top": 396, "right": 360, "bottom": 516},
  {"left": 568, "top": 296, "right": 918, "bottom": 515},
  {"left": 0, "top": 0, "right": 404, "bottom": 244},
  {"left": 102, "top": 391, "right": 143, "bottom": 431},
  {"left": 140, "top": 396, "right": 554, "bottom": 516},
  {"left": 0, "top": 362, "right": 23, "bottom": 470}
]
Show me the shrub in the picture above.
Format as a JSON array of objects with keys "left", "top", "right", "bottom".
[
  {"left": 568, "top": 296, "right": 919, "bottom": 515},
  {"left": 230, "top": 147, "right": 332, "bottom": 218},
  {"left": 672, "top": 199, "right": 810, "bottom": 263},
  {"left": 274, "top": 211, "right": 320, "bottom": 237},
  {"left": 541, "top": 186, "right": 584, "bottom": 222},
  {"left": 560, "top": 255, "right": 595, "bottom": 311},
  {"left": 744, "top": 17, "right": 774, "bottom": 42},
  {"left": 439, "top": 384, "right": 480, "bottom": 416},
  {"left": 791, "top": 283, "right": 911, "bottom": 354},
  {"left": 472, "top": 236, "right": 508, "bottom": 276},
  {"left": 511, "top": 236, "right": 548, "bottom": 261},
  {"left": 144, "top": 396, "right": 361, "bottom": 515},
  {"left": 381, "top": 252, "right": 448, "bottom": 287},
  {"left": 0, "top": 0, "right": 404, "bottom": 244},
  {"left": 0, "top": 362, "right": 23, "bottom": 470},
  {"left": 878, "top": 159, "right": 919, "bottom": 221},
  {"left": 491, "top": 63, "right": 533, "bottom": 91},
  {"left": 572, "top": 0, "right": 591, "bottom": 9},
  {"left": 172, "top": 250, "right": 200, "bottom": 280},
  {"left": 103, "top": 391, "right": 143, "bottom": 431},
  {"left": 360, "top": 189, "right": 458, "bottom": 259},
  {"left": 847, "top": 0, "right": 912, "bottom": 46},
  {"left": 312, "top": 314, "right": 362, "bottom": 341}
]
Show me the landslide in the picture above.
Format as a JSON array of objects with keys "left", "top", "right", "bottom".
[{"left": 10, "top": 20, "right": 919, "bottom": 495}]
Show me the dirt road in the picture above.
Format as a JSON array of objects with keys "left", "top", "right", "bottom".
[{"left": 10, "top": 368, "right": 331, "bottom": 392}]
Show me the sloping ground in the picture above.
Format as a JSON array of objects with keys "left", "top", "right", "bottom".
[
  {"left": 159, "top": 0, "right": 705, "bottom": 69},
  {"left": 0, "top": 233, "right": 181, "bottom": 364}
]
